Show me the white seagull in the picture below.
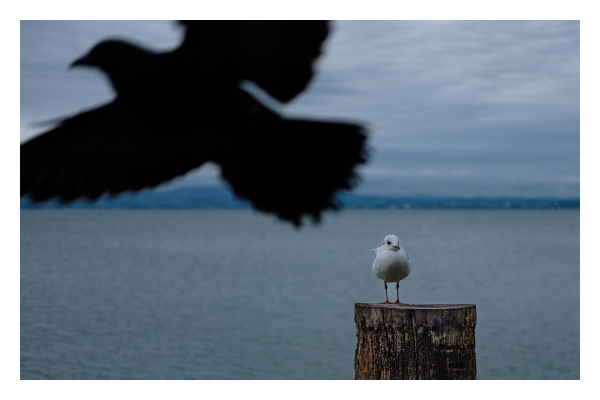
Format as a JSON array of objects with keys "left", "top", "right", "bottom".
[{"left": 371, "top": 235, "right": 411, "bottom": 304}]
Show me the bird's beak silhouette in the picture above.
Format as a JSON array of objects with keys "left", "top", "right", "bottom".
[
  {"left": 70, "top": 55, "right": 91, "bottom": 69},
  {"left": 69, "top": 58, "right": 83, "bottom": 69},
  {"left": 393, "top": 245, "right": 400, "bottom": 249}
]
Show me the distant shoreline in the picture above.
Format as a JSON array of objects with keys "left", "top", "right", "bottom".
[{"left": 20, "top": 186, "right": 580, "bottom": 210}]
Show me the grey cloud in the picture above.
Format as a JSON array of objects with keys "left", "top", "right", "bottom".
[
  {"left": 287, "top": 20, "right": 579, "bottom": 197},
  {"left": 20, "top": 21, "right": 579, "bottom": 198}
]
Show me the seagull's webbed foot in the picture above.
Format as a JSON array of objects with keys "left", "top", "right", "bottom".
[
  {"left": 394, "top": 300, "right": 409, "bottom": 305},
  {"left": 380, "top": 301, "right": 393, "bottom": 304}
]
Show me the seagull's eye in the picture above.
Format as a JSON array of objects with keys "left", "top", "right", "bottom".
[{"left": 387, "top": 241, "right": 390, "bottom": 245}]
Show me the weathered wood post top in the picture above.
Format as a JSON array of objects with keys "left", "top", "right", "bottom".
[{"left": 354, "top": 303, "right": 477, "bottom": 380}]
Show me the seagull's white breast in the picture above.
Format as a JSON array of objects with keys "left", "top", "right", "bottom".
[{"left": 371, "top": 246, "right": 411, "bottom": 283}]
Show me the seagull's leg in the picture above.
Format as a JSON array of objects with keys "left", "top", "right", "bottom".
[
  {"left": 394, "top": 282, "right": 408, "bottom": 305},
  {"left": 380, "top": 282, "right": 392, "bottom": 304}
]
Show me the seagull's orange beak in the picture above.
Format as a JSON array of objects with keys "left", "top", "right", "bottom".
[{"left": 393, "top": 245, "right": 400, "bottom": 249}]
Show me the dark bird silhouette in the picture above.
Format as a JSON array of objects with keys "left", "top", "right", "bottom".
[{"left": 20, "top": 21, "right": 368, "bottom": 226}]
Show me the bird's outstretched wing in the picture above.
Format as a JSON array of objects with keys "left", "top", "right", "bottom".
[
  {"left": 21, "top": 101, "right": 207, "bottom": 203},
  {"left": 179, "top": 20, "right": 329, "bottom": 103},
  {"left": 21, "top": 22, "right": 369, "bottom": 226},
  {"left": 213, "top": 109, "right": 368, "bottom": 226}
]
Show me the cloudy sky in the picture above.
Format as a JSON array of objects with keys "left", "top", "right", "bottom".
[{"left": 20, "top": 20, "right": 580, "bottom": 198}]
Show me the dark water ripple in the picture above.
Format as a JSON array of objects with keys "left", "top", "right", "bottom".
[{"left": 21, "top": 209, "right": 579, "bottom": 379}]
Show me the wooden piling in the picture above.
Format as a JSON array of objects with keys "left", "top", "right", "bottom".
[{"left": 354, "top": 303, "right": 476, "bottom": 380}]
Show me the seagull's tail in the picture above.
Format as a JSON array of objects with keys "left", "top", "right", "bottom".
[{"left": 215, "top": 117, "right": 369, "bottom": 226}]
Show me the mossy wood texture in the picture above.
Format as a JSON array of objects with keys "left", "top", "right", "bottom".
[{"left": 354, "top": 304, "right": 476, "bottom": 380}]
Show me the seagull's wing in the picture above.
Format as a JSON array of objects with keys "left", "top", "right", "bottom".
[
  {"left": 21, "top": 100, "right": 207, "bottom": 203},
  {"left": 214, "top": 116, "right": 367, "bottom": 226},
  {"left": 179, "top": 20, "right": 329, "bottom": 103}
]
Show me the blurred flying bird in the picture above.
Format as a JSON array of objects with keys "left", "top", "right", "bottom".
[
  {"left": 371, "top": 235, "right": 411, "bottom": 304},
  {"left": 20, "top": 21, "right": 368, "bottom": 226}
]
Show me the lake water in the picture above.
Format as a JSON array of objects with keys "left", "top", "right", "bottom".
[{"left": 20, "top": 209, "right": 580, "bottom": 379}]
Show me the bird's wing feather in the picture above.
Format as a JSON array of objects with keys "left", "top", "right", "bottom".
[
  {"left": 21, "top": 101, "right": 207, "bottom": 203},
  {"left": 179, "top": 20, "right": 329, "bottom": 103},
  {"left": 215, "top": 117, "right": 367, "bottom": 226}
]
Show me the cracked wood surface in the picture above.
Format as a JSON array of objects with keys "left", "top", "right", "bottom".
[{"left": 354, "top": 304, "right": 476, "bottom": 380}]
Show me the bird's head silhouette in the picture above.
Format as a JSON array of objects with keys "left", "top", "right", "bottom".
[
  {"left": 70, "top": 40, "right": 155, "bottom": 94},
  {"left": 72, "top": 40, "right": 147, "bottom": 68}
]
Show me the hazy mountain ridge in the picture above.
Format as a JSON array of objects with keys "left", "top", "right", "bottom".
[{"left": 20, "top": 186, "right": 580, "bottom": 210}]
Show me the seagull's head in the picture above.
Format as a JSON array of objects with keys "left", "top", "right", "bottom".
[{"left": 382, "top": 234, "right": 401, "bottom": 250}]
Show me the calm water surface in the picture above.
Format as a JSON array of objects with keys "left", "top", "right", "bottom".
[{"left": 20, "top": 209, "right": 579, "bottom": 379}]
